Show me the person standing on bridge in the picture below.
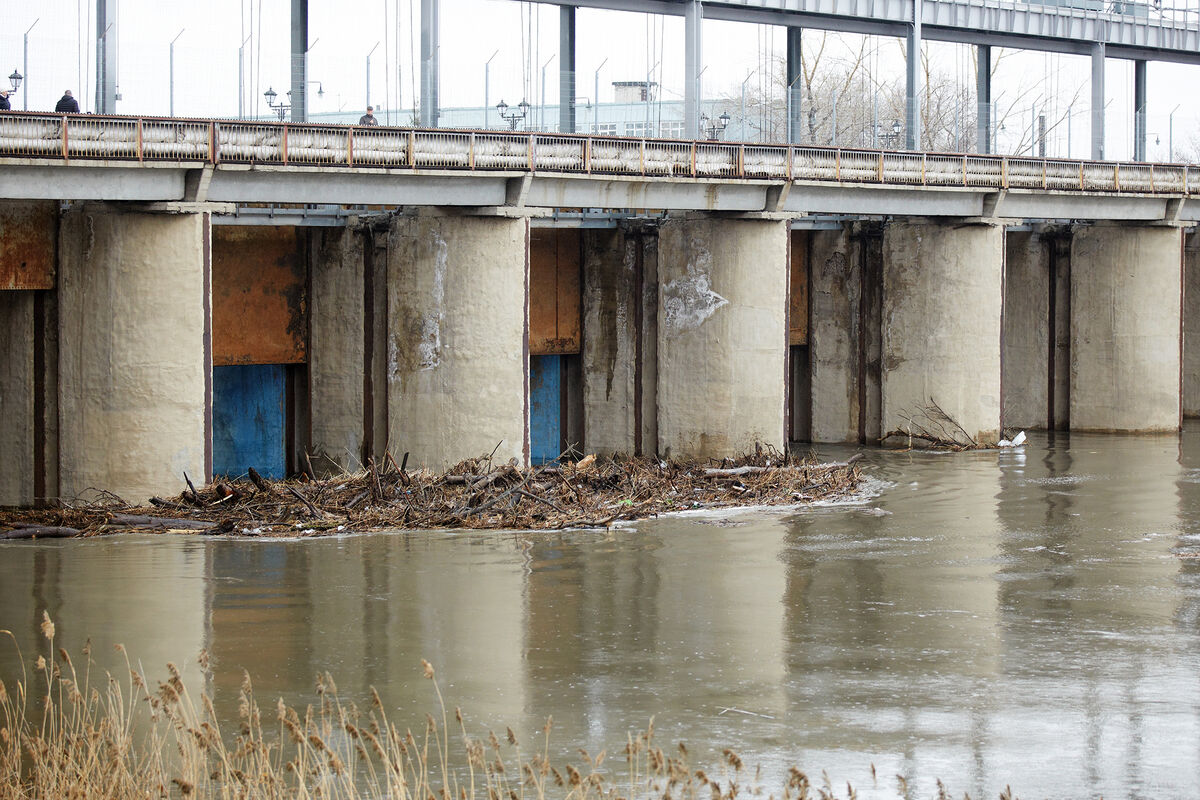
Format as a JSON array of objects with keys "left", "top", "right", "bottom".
[
  {"left": 55, "top": 90, "right": 80, "bottom": 113},
  {"left": 358, "top": 106, "right": 378, "bottom": 126},
  {"left": 0, "top": 91, "right": 10, "bottom": 111}
]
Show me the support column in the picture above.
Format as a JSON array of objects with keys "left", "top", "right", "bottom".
[
  {"left": 1133, "top": 59, "right": 1147, "bottom": 162},
  {"left": 95, "top": 0, "right": 117, "bottom": 113},
  {"left": 310, "top": 225, "right": 366, "bottom": 472},
  {"left": 905, "top": 0, "right": 923, "bottom": 149},
  {"left": 386, "top": 211, "right": 528, "bottom": 469},
  {"left": 0, "top": 292, "right": 35, "bottom": 505},
  {"left": 581, "top": 226, "right": 657, "bottom": 456},
  {"left": 657, "top": 215, "right": 787, "bottom": 458},
  {"left": 1185, "top": 231, "right": 1200, "bottom": 417},
  {"left": 1070, "top": 224, "right": 1182, "bottom": 432},
  {"left": 976, "top": 44, "right": 991, "bottom": 154},
  {"left": 58, "top": 205, "right": 211, "bottom": 503},
  {"left": 684, "top": 0, "right": 702, "bottom": 140},
  {"left": 290, "top": 0, "right": 308, "bottom": 122},
  {"left": 1091, "top": 42, "right": 1105, "bottom": 161},
  {"left": 882, "top": 220, "right": 1003, "bottom": 446},
  {"left": 559, "top": 6, "right": 576, "bottom": 134},
  {"left": 786, "top": 27, "right": 803, "bottom": 144},
  {"left": 1002, "top": 228, "right": 1070, "bottom": 431},
  {"left": 420, "top": 0, "right": 440, "bottom": 127}
]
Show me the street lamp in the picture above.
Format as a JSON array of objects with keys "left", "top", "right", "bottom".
[
  {"left": 1169, "top": 103, "right": 1181, "bottom": 162},
  {"left": 878, "top": 118, "right": 902, "bottom": 148},
  {"left": 701, "top": 111, "right": 730, "bottom": 140},
  {"left": 169, "top": 29, "right": 185, "bottom": 117},
  {"left": 496, "top": 99, "right": 530, "bottom": 130},
  {"left": 264, "top": 87, "right": 291, "bottom": 121},
  {"left": 8, "top": 69, "right": 22, "bottom": 93}
]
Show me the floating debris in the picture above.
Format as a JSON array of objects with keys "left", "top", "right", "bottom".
[{"left": 0, "top": 449, "right": 863, "bottom": 539}]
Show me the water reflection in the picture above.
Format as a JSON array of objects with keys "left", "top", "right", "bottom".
[{"left": 3, "top": 430, "right": 1200, "bottom": 798}]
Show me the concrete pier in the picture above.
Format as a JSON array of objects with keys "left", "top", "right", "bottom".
[
  {"left": 882, "top": 220, "right": 1003, "bottom": 446},
  {"left": 57, "top": 205, "right": 211, "bottom": 503},
  {"left": 1184, "top": 231, "right": 1200, "bottom": 418},
  {"left": 0, "top": 292, "right": 36, "bottom": 505},
  {"left": 386, "top": 211, "right": 529, "bottom": 469},
  {"left": 581, "top": 226, "right": 658, "bottom": 456},
  {"left": 1070, "top": 224, "right": 1182, "bottom": 432},
  {"left": 310, "top": 226, "right": 367, "bottom": 471},
  {"left": 1002, "top": 228, "right": 1070, "bottom": 431},
  {"left": 656, "top": 214, "right": 788, "bottom": 458}
]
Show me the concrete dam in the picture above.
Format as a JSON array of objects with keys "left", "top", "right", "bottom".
[{"left": 1, "top": 111, "right": 1197, "bottom": 507}]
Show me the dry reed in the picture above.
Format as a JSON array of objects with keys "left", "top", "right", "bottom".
[{"left": 0, "top": 614, "right": 1002, "bottom": 800}]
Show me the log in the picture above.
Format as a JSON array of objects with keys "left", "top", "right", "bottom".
[
  {"left": 106, "top": 514, "right": 216, "bottom": 531},
  {"left": 1, "top": 526, "right": 81, "bottom": 540},
  {"left": 247, "top": 467, "right": 273, "bottom": 494}
]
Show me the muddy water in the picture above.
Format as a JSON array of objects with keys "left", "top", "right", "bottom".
[{"left": 5, "top": 427, "right": 1200, "bottom": 798}]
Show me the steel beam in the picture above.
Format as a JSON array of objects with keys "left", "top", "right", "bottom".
[
  {"left": 906, "top": 0, "right": 922, "bottom": 150},
  {"left": 976, "top": 44, "right": 990, "bottom": 154},
  {"left": 290, "top": 0, "right": 307, "bottom": 122},
  {"left": 421, "top": 0, "right": 441, "bottom": 126},
  {"left": 1091, "top": 42, "right": 1105, "bottom": 161},
  {"left": 786, "top": 27, "right": 803, "bottom": 144},
  {"left": 94, "top": 0, "right": 117, "bottom": 114},
  {"left": 1134, "top": 59, "right": 1147, "bottom": 161},
  {"left": 684, "top": 0, "right": 703, "bottom": 139},
  {"left": 560, "top": 6, "right": 576, "bottom": 133}
]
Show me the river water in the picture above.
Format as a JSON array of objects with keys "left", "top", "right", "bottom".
[{"left": 5, "top": 428, "right": 1200, "bottom": 798}]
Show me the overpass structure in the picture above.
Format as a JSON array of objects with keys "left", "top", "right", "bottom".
[{"left": 0, "top": 111, "right": 1197, "bottom": 509}]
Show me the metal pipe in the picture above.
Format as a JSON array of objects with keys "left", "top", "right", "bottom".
[
  {"left": 593, "top": 57, "right": 607, "bottom": 134},
  {"left": 367, "top": 41, "right": 380, "bottom": 112},
  {"left": 540, "top": 55, "right": 554, "bottom": 130},
  {"left": 1169, "top": 103, "right": 1180, "bottom": 162}
]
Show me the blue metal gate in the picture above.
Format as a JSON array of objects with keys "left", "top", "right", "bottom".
[
  {"left": 529, "top": 355, "right": 562, "bottom": 464},
  {"left": 212, "top": 364, "right": 287, "bottom": 479}
]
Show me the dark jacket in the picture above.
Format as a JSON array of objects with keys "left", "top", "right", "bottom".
[
  {"left": 55, "top": 94, "right": 80, "bottom": 113},
  {"left": 358, "top": 113, "right": 378, "bottom": 126},
  {"left": 0, "top": 94, "right": 10, "bottom": 111}
]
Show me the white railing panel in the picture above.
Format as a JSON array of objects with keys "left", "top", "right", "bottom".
[
  {"left": 65, "top": 118, "right": 139, "bottom": 159},
  {"left": 1118, "top": 163, "right": 1154, "bottom": 192},
  {"left": 532, "top": 135, "right": 586, "bottom": 172},
  {"left": 285, "top": 126, "right": 349, "bottom": 166},
  {"left": 1153, "top": 165, "right": 1187, "bottom": 193},
  {"left": 1188, "top": 167, "right": 1200, "bottom": 195},
  {"left": 590, "top": 138, "right": 642, "bottom": 174},
  {"left": 1006, "top": 158, "right": 1045, "bottom": 189},
  {"left": 743, "top": 146, "right": 789, "bottom": 178},
  {"left": 1082, "top": 162, "right": 1118, "bottom": 191},
  {"left": 0, "top": 116, "right": 63, "bottom": 156},
  {"left": 925, "top": 154, "right": 964, "bottom": 186},
  {"left": 792, "top": 147, "right": 838, "bottom": 181},
  {"left": 644, "top": 141, "right": 692, "bottom": 176},
  {"left": 694, "top": 144, "right": 738, "bottom": 178},
  {"left": 475, "top": 133, "right": 530, "bottom": 169},
  {"left": 140, "top": 121, "right": 210, "bottom": 160},
  {"left": 964, "top": 156, "right": 1003, "bottom": 188},
  {"left": 412, "top": 131, "right": 471, "bottom": 168},
  {"left": 838, "top": 150, "right": 879, "bottom": 183},
  {"left": 218, "top": 123, "right": 284, "bottom": 162},
  {"left": 881, "top": 152, "right": 923, "bottom": 185},
  {"left": 1044, "top": 160, "right": 1082, "bottom": 191},
  {"left": 351, "top": 128, "right": 410, "bottom": 167}
]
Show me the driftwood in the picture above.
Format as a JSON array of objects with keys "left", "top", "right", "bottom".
[
  {"left": 1, "top": 526, "right": 82, "bottom": 540},
  {"left": 882, "top": 398, "right": 982, "bottom": 450},
  {"left": 0, "top": 448, "right": 863, "bottom": 539}
]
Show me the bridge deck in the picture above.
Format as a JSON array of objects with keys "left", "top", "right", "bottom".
[{"left": 0, "top": 113, "right": 1196, "bottom": 222}]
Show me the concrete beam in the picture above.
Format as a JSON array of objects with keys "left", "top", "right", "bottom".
[
  {"left": 386, "top": 211, "right": 528, "bottom": 469},
  {"left": 57, "top": 205, "right": 210, "bottom": 502},
  {"left": 882, "top": 219, "right": 1003, "bottom": 445},
  {"left": 657, "top": 214, "right": 788, "bottom": 458},
  {"left": 1070, "top": 224, "right": 1182, "bottom": 432}
]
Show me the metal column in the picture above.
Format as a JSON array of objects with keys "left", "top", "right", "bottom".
[
  {"left": 905, "top": 0, "right": 922, "bottom": 149},
  {"left": 684, "top": 0, "right": 702, "bottom": 140},
  {"left": 1133, "top": 59, "right": 1147, "bottom": 161},
  {"left": 786, "top": 27, "right": 803, "bottom": 144},
  {"left": 290, "top": 0, "right": 307, "bottom": 121},
  {"left": 560, "top": 6, "right": 576, "bottom": 134},
  {"left": 1091, "top": 42, "right": 1105, "bottom": 160},
  {"left": 420, "top": 0, "right": 440, "bottom": 127},
  {"left": 94, "top": 0, "right": 117, "bottom": 114},
  {"left": 976, "top": 44, "right": 990, "bottom": 154}
]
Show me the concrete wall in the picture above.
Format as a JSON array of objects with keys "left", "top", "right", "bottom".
[
  {"left": 386, "top": 211, "right": 528, "bottom": 469},
  {"left": 310, "top": 226, "right": 366, "bottom": 471},
  {"left": 882, "top": 221, "right": 1003, "bottom": 446},
  {"left": 1185, "top": 231, "right": 1200, "bottom": 417},
  {"left": 0, "top": 292, "right": 35, "bottom": 505},
  {"left": 1071, "top": 224, "right": 1182, "bottom": 432},
  {"left": 657, "top": 215, "right": 787, "bottom": 458},
  {"left": 58, "top": 206, "right": 209, "bottom": 503},
  {"left": 581, "top": 227, "right": 657, "bottom": 456}
]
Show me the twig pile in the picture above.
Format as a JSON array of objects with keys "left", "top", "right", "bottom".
[
  {"left": 882, "top": 397, "right": 981, "bottom": 450},
  {"left": 0, "top": 448, "right": 863, "bottom": 539}
]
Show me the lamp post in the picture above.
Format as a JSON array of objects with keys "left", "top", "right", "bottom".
[
  {"left": 238, "top": 34, "right": 251, "bottom": 119},
  {"left": 169, "top": 28, "right": 185, "bottom": 117},
  {"left": 264, "top": 87, "right": 290, "bottom": 121},
  {"left": 701, "top": 111, "right": 730, "bottom": 140},
  {"left": 484, "top": 49, "right": 499, "bottom": 129},
  {"left": 366, "top": 41, "right": 380, "bottom": 114},
  {"left": 496, "top": 98, "right": 530, "bottom": 130},
  {"left": 540, "top": 55, "right": 555, "bottom": 130},
  {"left": 1169, "top": 103, "right": 1181, "bottom": 162},
  {"left": 878, "top": 118, "right": 902, "bottom": 148},
  {"left": 593, "top": 57, "right": 607, "bottom": 134},
  {"left": 8, "top": 69, "right": 22, "bottom": 95},
  {"left": 22, "top": 18, "right": 36, "bottom": 111}
]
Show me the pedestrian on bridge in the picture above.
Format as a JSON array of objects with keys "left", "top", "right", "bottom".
[
  {"left": 55, "top": 90, "right": 80, "bottom": 114},
  {"left": 0, "top": 91, "right": 10, "bottom": 111},
  {"left": 358, "top": 106, "right": 378, "bottom": 126}
]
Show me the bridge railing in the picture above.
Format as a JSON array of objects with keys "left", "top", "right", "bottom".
[{"left": 3, "top": 112, "right": 1199, "bottom": 196}]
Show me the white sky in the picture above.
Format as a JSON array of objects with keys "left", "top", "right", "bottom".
[{"left": 2, "top": 0, "right": 1198, "bottom": 160}]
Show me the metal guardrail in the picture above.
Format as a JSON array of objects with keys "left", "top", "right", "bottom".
[{"left": 2, "top": 112, "right": 1199, "bottom": 196}]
